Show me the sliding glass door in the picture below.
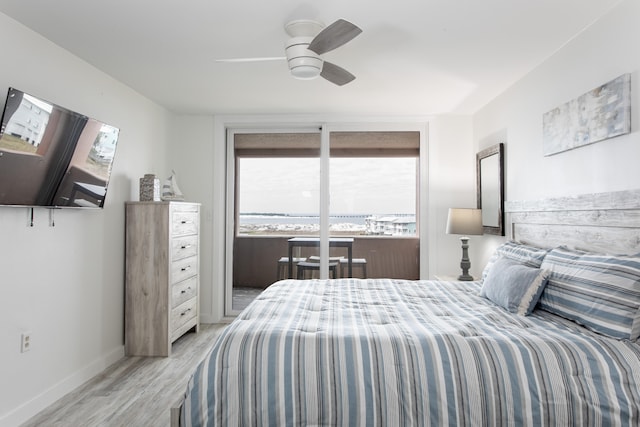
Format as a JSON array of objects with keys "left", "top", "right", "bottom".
[
  {"left": 328, "top": 131, "right": 420, "bottom": 281},
  {"left": 227, "top": 129, "right": 320, "bottom": 315},
  {"left": 226, "top": 126, "right": 422, "bottom": 316}
]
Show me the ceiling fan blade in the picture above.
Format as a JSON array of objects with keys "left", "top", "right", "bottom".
[
  {"left": 307, "top": 19, "right": 362, "bottom": 55},
  {"left": 216, "top": 57, "right": 286, "bottom": 63},
  {"left": 321, "top": 61, "right": 355, "bottom": 86}
]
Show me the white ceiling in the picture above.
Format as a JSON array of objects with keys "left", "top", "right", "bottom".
[{"left": 0, "top": 0, "right": 622, "bottom": 116}]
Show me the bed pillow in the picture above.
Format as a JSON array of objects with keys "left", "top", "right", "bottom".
[
  {"left": 539, "top": 246, "right": 640, "bottom": 340},
  {"left": 482, "top": 241, "right": 550, "bottom": 282},
  {"left": 480, "top": 256, "right": 550, "bottom": 315}
]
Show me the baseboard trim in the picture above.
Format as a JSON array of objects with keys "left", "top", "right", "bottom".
[{"left": 0, "top": 345, "right": 125, "bottom": 427}]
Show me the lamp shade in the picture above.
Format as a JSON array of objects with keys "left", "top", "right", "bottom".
[{"left": 446, "top": 208, "right": 483, "bottom": 236}]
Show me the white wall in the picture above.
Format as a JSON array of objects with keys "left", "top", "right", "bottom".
[
  {"left": 167, "top": 115, "right": 217, "bottom": 322},
  {"left": 427, "top": 115, "right": 480, "bottom": 278},
  {"left": 0, "top": 13, "right": 170, "bottom": 427},
  {"left": 473, "top": 0, "right": 640, "bottom": 267}
]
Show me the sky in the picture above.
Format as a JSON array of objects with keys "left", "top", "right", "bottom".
[{"left": 238, "top": 157, "right": 417, "bottom": 215}]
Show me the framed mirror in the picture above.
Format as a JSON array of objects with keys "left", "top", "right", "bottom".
[{"left": 476, "top": 143, "right": 504, "bottom": 236}]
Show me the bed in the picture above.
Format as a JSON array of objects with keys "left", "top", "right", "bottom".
[{"left": 173, "top": 189, "right": 640, "bottom": 426}]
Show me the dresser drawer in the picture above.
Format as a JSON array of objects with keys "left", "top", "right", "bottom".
[
  {"left": 171, "top": 255, "right": 198, "bottom": 284},
  {"left": 171, "top": 235, "right": 198, "bottom": 261},
  {"left": 172, "top": 276, "right": 197, "bottom": 308},
  {"left": 172, "top": 211, "right": 199, "bottom": 236},
  {"left": 171, "top": 202, "right": 199, "bottom": 213},
  {"left": 171, "top": 297, "right": 197, "bottom": 336}
]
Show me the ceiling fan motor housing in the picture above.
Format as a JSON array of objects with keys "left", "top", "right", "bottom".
[{"left": 285, "top": 36, "right": 322, "bottom": 80}]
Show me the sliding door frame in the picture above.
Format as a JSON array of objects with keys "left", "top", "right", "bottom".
[{"left": 222, "top": 119, "right": 429, "bottom": 318}]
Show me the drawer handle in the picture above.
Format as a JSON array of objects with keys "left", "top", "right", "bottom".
[
  {"left": 181, "top": 265, "right": 191, "bottom": 272},
  {"left": 180, "top": 220, "right": 192, "bottom": 224},
  {"left": 180, "top": 244, "right": 192, "bottom": 249},
  {"left": 181, "top": 308, "right": 192, "bottom": 316},
  {"left": 180, "top": 287, "right": 192, "bottom": 294}
]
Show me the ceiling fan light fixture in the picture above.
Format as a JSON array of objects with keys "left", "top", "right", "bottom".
[
  {"left": 285, "top": 36, "right": 322, "bottom": 80},
  {"left": 290, "top": 64, "right": 322, "bottom": 80}
]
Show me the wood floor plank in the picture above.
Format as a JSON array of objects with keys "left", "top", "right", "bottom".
[{"left": 20, "top": 324, "right": 226, "bottom": 427}]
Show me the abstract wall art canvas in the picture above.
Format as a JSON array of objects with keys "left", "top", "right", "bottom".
[{"left": 542, "top": 73, "right": 631, "bottom": 156}]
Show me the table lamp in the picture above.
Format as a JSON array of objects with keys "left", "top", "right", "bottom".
[{"left": 446, "top": 208, "right": 483, "bottom": 281}]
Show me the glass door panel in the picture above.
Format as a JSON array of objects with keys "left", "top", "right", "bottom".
[
  {"left": 328, "top": 131, "right": 420, "bottom": 280},
  {"left": 229, "top": 131, "right": 320, "bottom": 315}
]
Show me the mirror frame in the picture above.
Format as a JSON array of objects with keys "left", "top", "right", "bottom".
[{"left": 476, "top": 143, "right": 504, "bottom": 236}]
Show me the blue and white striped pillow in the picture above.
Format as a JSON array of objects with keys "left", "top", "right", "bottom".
[
  {"left": 480, "top": 256, "right": 550, "bottom": 316},
  {"left": 482, "top": 241, "right": 549, "bottom": 282},
  {"left": 539, "top": 246, "right": 640, "bottom": 340}
]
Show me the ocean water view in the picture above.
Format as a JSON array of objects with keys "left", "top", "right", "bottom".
[
  {"left": 241, "top": 213, "right": 369, "bottom": 225},
  {"left": 239, "top": 213, "right": 416, "bottom": 236}
]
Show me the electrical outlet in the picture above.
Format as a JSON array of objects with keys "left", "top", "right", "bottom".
[{"left": 20, "top": 332, "right": 32, "bottom": 353}]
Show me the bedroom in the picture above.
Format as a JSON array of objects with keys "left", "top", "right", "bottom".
[{"left": 1, "top": 0, "right": 639, "bottom": 426}]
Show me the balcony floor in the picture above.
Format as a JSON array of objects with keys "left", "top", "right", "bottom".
[{"left": 232, "top": 286, "right": 263, "bottom": 311}]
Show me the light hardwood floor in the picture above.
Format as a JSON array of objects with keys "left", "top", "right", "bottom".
[{"left": 21, "top": 324, "right": 226, "bottom": 427}]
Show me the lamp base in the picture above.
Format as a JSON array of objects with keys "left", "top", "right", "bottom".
[{"left": 458, "top": 236, "right": 473, "bottom": 281}]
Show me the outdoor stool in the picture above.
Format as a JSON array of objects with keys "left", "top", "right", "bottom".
[
  {"left": 277, "top": 257, "right": 306, "bottom": 280},
  {"left": 296, "top": 261, "right": 338, "bottom": 279}
]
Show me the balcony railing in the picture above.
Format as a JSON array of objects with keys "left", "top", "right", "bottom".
[{"left": 233, "top": 235, "right": 419, "bottom": 289}]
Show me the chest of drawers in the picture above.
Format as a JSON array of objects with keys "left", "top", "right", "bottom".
[{"left": 125, "top": 201, "right": 200, "bottom": 356}]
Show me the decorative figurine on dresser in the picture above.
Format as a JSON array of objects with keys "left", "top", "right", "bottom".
[{"left": 124, "top": 200, "right": 200, "bottom": 356}]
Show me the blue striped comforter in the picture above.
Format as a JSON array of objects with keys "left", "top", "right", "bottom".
[{"left": 180, "top": 279, "right": 640, "bottom": 426}]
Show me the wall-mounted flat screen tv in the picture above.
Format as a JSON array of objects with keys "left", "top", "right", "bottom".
[{"left": 0, "top": 87, "right": 120, "bottom": 208}]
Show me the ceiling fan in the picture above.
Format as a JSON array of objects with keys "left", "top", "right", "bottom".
[{"left": 218, "top": 19, "right": 362, "bottom": 86}]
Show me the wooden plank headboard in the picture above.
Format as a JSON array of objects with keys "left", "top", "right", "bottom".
[{"left": 504, "top": 189, "right": 640, "bottom": 254}]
